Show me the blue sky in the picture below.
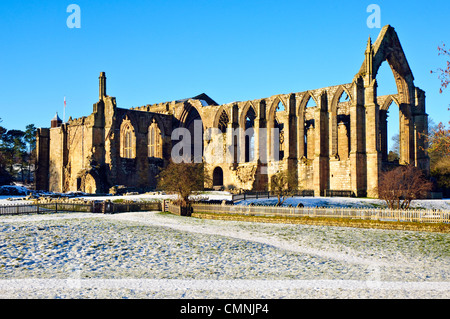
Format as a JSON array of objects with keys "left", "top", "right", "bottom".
[{"left": 1, "top": 0, "right": 449, "bottom": 147}]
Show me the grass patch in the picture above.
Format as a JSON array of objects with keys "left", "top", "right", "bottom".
[{"left": 191, "top": 212, "right": 450, "bottom": 233}]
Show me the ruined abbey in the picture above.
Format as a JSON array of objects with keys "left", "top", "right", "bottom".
[{"left": 35, "top": 25, "right": 429, "bottom": 198}]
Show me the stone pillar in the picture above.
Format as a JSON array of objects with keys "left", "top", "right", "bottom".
[
  {"left": 256, "top": 100, "right": 267, "bottom": 167},
  {"left": 227, "top": 104, "right": 240, "bottom": 167},
  {"left": 313, "top": 93, "right": 329, "bottom": 196},
  {"left": 379, "top": 110, "right": 388, "bottom": 162},
  {"left": 413, "top": 88, "right": 429, "bottom": 174},
  {"left": 286, "top": 94, "right": 298, "bottom": 189},
  {"left": 365, "top": 79, "right": 381, "bottom": 198},
  {"left": 306, "top": 125, "right": 315, "bottom": 160},
  {"left": 349, "top": 78, "right": 366, "bottom": 197},
  {"left": 338, "top": 122, "right": 349, "bottom": 160},
  {"left": 399, "top": 103, "right": 413, "bottom": 165}
]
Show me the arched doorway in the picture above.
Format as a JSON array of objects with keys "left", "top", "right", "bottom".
[{"left": 212, "top": 167, "right": 224, "bottom": 187}]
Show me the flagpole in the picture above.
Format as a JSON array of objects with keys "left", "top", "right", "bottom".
[{"left": 63, "top": 96, "right": 66, "bottom": 123}]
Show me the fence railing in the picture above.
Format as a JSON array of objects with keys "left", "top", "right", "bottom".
[
  {"left": 108, "top": 201, "right": 161, "bottom": 213},
  {"left": 0, "top": 202, "right": 92, "bottom": 216},
  {"left": 0, "top": 201, "right": 162, "bottom": 216},
  {"left": 232, "top": 190, "right": 315, "bottom": 202},
  {"left": 166, "top": 202, "right": 192, "bottom": 216},
  {"left": 191, "top": 203, "right": 450, "bottom": 224}
]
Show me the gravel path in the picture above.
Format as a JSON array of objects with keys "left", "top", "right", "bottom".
[{"left": 0, "top": 212, "right": 449, "bottom": 299}]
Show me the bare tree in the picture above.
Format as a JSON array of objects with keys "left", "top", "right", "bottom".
[{"left": 378, "top": 165, "right": 433, "bottom": 209}]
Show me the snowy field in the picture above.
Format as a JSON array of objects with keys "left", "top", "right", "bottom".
[
  {"left": 0, "top": 211, "right": 449, "bottom": 299},
  {"left": 235, "top": 197, "right": 450, "bottom": 211}
]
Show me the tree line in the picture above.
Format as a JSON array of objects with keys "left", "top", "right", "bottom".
[{"left": 0, "top": 118, "right": 36, "bottom": 186}]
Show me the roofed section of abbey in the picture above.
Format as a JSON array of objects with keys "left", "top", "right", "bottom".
[{"left": 35, "top": 25, "right": 429, "bottom": 197}]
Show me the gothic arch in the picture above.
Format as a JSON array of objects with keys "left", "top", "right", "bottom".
[
  {"left": 179, "top": 101, "right": 204, "bottom": 162},
  {"left": 330, "top": 86, "right": 353, "bottom": 157},
  {"left": 359, "top": 25, "right": 415, "bottom": 105},
  {"left": 379, "top": 95, "right": 401, "bottom": 163},
  {"left": 179, "top": 101, "right": 205, "bottom": 130},
  {"left": 330, "top": 86, "right": 353, "bottom": 113},
  {"left": 381, "top": 94, "right": 400, "bottom": 111},
  {"left": 297, "top": 91, "right": 319, "bottom": 116},
  {"left": 267, "top": 96, "right": 287, "bottom": 121},
  {"left": 266, "top": 96, "right": 288, "bottom": 161},
  {"left": 239, "top": 101, "right": 258, "bottom": 129},
  {"left": 297, "top": 91, "right": 319, "bottom": 158}
]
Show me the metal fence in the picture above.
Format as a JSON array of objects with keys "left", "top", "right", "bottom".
[{"left": 192, "top": 203, "right": 450, "bottom": 224}]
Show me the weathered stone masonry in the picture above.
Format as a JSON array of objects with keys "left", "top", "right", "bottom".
[{"left": 35, "top": 25, "right": 429, "bottom": 197}]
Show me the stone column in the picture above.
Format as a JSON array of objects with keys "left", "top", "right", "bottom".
[
  {"left": 413, "top": 88, "right": 429, "bottom": 174},
  {"left": 365, "top": 79, "right": 381, "bottom": 198},
  {"left": 399, "top": 103, "right": 413, "bottom": 165},
  {"left": 349, "top": 78, "right": 366, "bottom": 197},
  {"left": 313, "top": 93, "right": 329, "bottom": 196}
]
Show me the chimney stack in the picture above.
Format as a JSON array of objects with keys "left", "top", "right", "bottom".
[{"left": 99, "top": 72, "right": 106, "bottom": 100}]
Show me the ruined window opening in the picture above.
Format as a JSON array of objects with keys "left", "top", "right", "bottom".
[
  {"left": 305, "top": 120, "right": 315, "bottom": 160},
  {"left": 276, "top": 100, "right": 285, "bottom": 112},
  {"left": 275, "top": 119, "right": 284, "bottom": 160},
  {"left": 218, "top": 111, "right": 229, "bottom": 134},
  {"left": 244, "top": 107, "right": 256, "bottom": 162},
  {"left": 385, "top": 101, "right": 400, "bottom": 163},
  {"left": 305, "top": 96, "right": 317, "bottom": 108},
  {"left": 339, "top": 91, "right": 349, "bottom": 103},
  {"left": 185, "top": 107, "right": 203, "bottom": 162}
]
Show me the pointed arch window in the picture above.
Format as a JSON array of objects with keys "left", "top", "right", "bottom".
[
  {"left": 120, "top": 118, "right": 136, "bottom": 159},
  {"left": 148, "top": 119, "right": 162, "bottom": 158}
]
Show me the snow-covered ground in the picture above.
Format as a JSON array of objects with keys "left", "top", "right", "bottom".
[
  {"left": 0, "top": 190, "right": 233, "bottom": 206},
  {"left": 0, "top": 211, "right": 449, "bottom": 299},
  {"left": 235, "top": 197, "right": 450, "bottom": 211}
]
